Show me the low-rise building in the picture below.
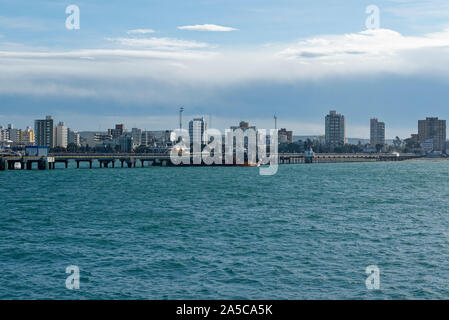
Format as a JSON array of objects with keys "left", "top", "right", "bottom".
[
  {"left": 278, "top": 128, "right": 293, "bottom": 143},
  {"left": 108, "top": 124, "right": 125, "bottom": 139},
  {"left": 131, "top": 128, "right": 142, "bottom": 147},
  {"left": 143, "top": 130, "right": 174, "bottom": 147},
  {"left": 119, "top": 135, "right": 133, "bottom": 152},
  {"left": 0, "top": 126, "right": 8, "bottom": 141},
  {"left": 420, "top": 138, "right": 434, "bottom": 153},
  {"left": 94, "top": 133, "right": 113, "bottom": 143},
  {"left": 21, "top": 126, "right": 35, "bottom": 146},
  {"left": 7, "top": 124, "right": 22, "bottom": 144},
  {"left": 68, "top": 129, "right": 81, "bottom": 146}
]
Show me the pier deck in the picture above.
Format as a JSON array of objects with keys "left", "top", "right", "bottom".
[{"left": 0, "top": 152, "right": 422, "bottom": 170}]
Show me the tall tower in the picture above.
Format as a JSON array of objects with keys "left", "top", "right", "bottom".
[
  {"left": 418, "top": 117, "right": 446, "bottom": 153},
  {"left": 35, "top": 115, "right": 55, "bottom": 147},
  {"left": 370, "top": 118, "right": 385, "bottom": 146},
  {"left": 325, "top": 110, "right": 345, "bottom": 146},
  {"left": 179, "top": 107, "right": 184, "bottom": 130},
  {"left": 189, "top": 117, "right": 207, "bottom": 146},
  {"left": 55, "top": 121, "right": 68, "bottom": 148}
]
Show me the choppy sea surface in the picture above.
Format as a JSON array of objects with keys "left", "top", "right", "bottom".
[{"left": 1, "top": 160, "right": 449, "bottom": 299}]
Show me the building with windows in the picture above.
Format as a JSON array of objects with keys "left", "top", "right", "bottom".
[
  {"left": 0, "top": 126, "right": 8, "bottom": 141},
  {"left": 119, "top": 135, "right": 133, "bottom": 152},
  {"left": 55, "top": 121, "right": 68, "bottom": 148},
  {"left": 35, "top": 115, "right": 55, "bottom": 147},
  {"left": 140, "top": 130, "right": 174, "bottom": 147},
  {"left": 418, "top": 117, "right": 446, "bottom": 153},
  {"left": 325, "top": 110, "right": 345, "bottom": 146},
  {"left": 141, "top": 131, "right": 151, "bottom": 146},
  {"left": 108, "top": 124, "right": 125, "bottom": 139},
  {"left": 68, "top": 129, "right": 81, "bottom": 147},
  {"left": 131, "top": 128, "right": 142, "bottom": 147},
  {"left": 370, "top": 118, "right": 385, "bottom": 146},
  {"left": 94, "top": 133, "right": 113, "bottom": 143},
  {"left": 229, "top": 121, "right": 260, "bottom": 148},
  {"left": 278, "top": 128, "right": 293, "bottom": 144},
  {"left": 189, "top": 117, "right": 207, "bottom": 146},
  {"left": 6, "top": 124, "right": 21, "bottom": 144},
  {"left": 21, "top": 126, "right": 35, "bottom": 146}
]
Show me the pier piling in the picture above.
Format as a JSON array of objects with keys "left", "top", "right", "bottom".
[{"left": 0, "top": 159, "right": 8, "bottom": 171}]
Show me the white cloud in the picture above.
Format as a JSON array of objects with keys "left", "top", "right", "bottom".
[
  {"left": 127, "top": 29, "right": 156, "bottom": 35},
  {"left": 177, "top": 24, "right": 238, "bottom": 32},
  {"left": 278, "top": 28, "right": 449, "bottom": 61},
  {"left": 274, "top": 28, "right": 449, "bottom": 78},
  {"left": 105, "top": 37, "right": 211, "bottom": 50}
]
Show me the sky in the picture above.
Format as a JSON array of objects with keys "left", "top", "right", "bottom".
[{"left": 1, "top": 0, "right": 449, "bottom": 138}]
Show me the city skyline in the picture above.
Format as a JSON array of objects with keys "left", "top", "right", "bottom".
[{"left": 2, "top": 112, "right": 447, "bottom": 147}]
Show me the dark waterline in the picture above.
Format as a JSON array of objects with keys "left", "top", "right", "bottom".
[{"left": 1, "top": 160, "right": 449, "bottom": 299}]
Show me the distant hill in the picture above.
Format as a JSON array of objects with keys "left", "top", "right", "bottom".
[
  {"left": 79, "top": 131, "right": 105, "bottom": 139},
  {"left": 293, "top": 135, "right": 322, "bottom": 141},
  {"left": 294, "top": 135, "right": 393, "bottom": 145}
]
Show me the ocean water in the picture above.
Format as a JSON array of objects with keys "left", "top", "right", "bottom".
[{"left": 1, "top": 159, "right": 449, "bottom": 299}]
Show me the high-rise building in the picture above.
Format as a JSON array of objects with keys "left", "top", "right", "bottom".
[
  {"left": 21, "top": 126, "right": 35, "bottom": 146},
  {"left": 55, "top": 121, "right": 68, "bottom": 148},
  {"left": 68, "top": 129, "right": 81, "bottom": 146},
  {"left": 35, "top": 116, "right": 54, "bottom": 147},
  {"left": 325, "top": 110, "right": 345, "bottom": 146},
  {"left": 370, "top": 118, "right": 385, "bottom": 146},
  {"left": 418, "top": 117, "right": 446, "bottom": 153},
  {"left": 189, "top": 117, "right": 207, "bottom": 146}
]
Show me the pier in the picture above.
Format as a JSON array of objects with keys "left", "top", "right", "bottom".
[
  {"left": 0, "top": 153, "right": 172, "bottom": 170},
  {"left": 0, "top": 152, "right": 422, "bottom": 171}
]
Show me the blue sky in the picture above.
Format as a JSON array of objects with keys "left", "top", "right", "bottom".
[{"left": 1, "top": 0, "right": 449, "bottom": 137}]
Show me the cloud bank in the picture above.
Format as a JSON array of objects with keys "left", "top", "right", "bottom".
[
  {"left": 2, "top": 27, "right": 449, "bottom": 137},
  {"left": 2, "top": 28, "right": 449, "bottom": 98}
]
